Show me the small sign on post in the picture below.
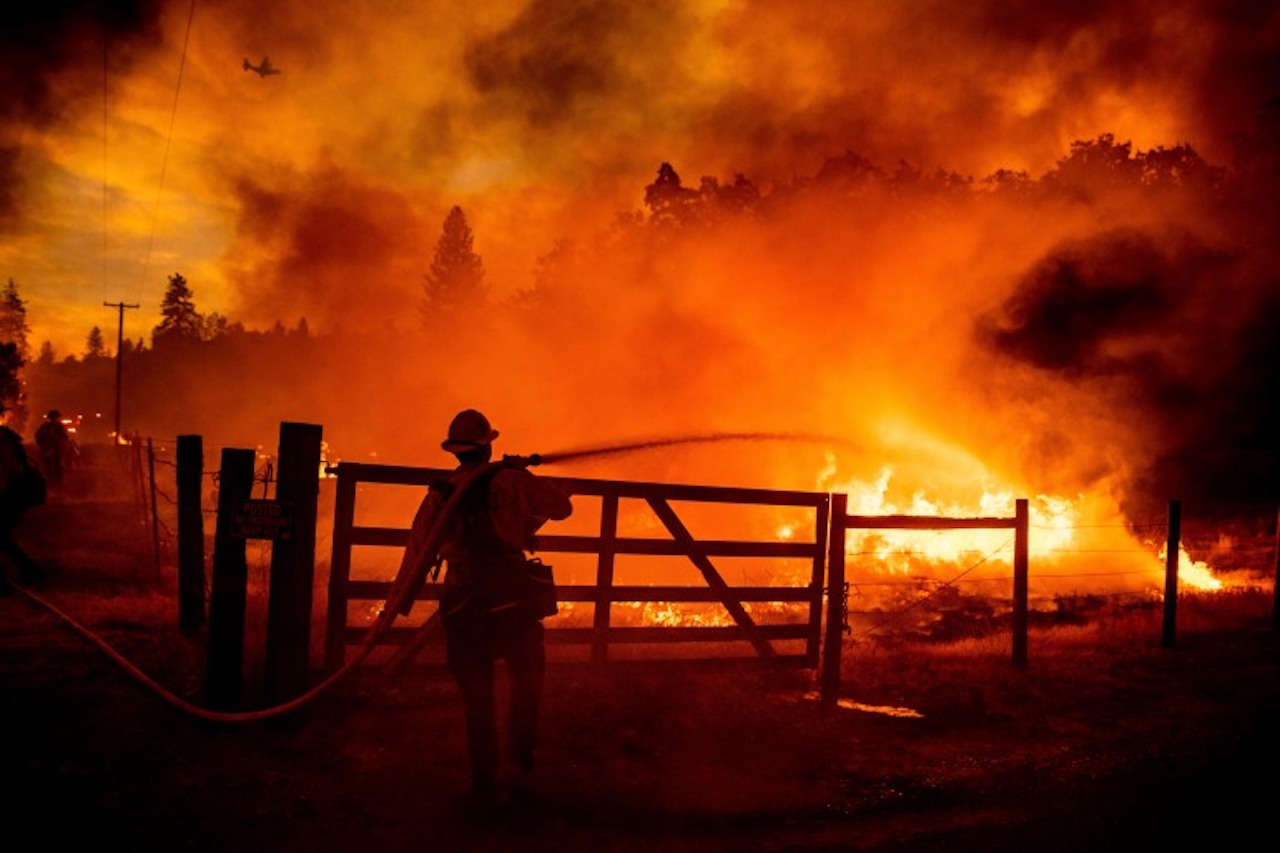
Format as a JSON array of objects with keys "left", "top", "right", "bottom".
[{"left": 231, "top": 498, "right": 293, "bottom": 541}]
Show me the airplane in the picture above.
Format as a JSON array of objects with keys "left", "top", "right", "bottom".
[{"left": 243, "top": 56, "right": 281, "bottom": 77}]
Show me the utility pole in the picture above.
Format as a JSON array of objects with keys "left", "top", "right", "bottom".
[{"left": 103, "top": 300, "right": 139, "bottom": 444}]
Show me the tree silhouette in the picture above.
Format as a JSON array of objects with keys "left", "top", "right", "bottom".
[
  {"left": 85, "top": 326, "right": 107, "bottom": 359},
  {"left": 0, "top": 278, "right": 31, "bottom": 362},
  {"left": 644, "top": 162, "right": 699, "bottom": 227},
  {"left": 702, "top": 173, "right": 761, "bottom": 217},
  {"left": 1042, "top": 134, "right": 1141, "bottom": 199},
  {"left": 814, "top": 150, "right": 883, "bottom": 188},
  {"left": 153, "top": 272, "right": 204, "bottom": 346},
  {"left": 421, "top": 206, "right": 487, "bottom": 327},
  {"left": 1038, "top": 135, "right": 1231, "bottom": 204},
  {"left": 981, "top": 168, "right": 1035, "bottom": 195},
  {"left": 642, "top": 164, "right": 763, "bottom": 228},
  {"left": 201, "top": 312, "right": 229, "bottom": 341},
  {"left": 1136, "top": 144, "right": 1223, "bottom": 191}
]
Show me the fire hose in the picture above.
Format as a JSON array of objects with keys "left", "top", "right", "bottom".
[
  {"left": 14, "top": 431, "right": 853, "bottom": 723},
  {"left": 10, "top": 455, "right": 513, "bottom": 724}
]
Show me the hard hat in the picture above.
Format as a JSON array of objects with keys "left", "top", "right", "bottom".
[{"left": 442, "top": 409, "right": 499, "bottom": 452}]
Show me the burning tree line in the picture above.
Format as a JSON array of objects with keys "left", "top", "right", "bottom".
[{"left": 2, "top": 118, "right": 1279, "bottom": 544}]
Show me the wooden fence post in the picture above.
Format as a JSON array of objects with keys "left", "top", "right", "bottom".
[
  {"left": 147, "top": 437, "right": 162, "bottom": 576},
  {"left": 591, "top": 492, "right": 619, "bottom": 664},
  {"left": 131, "top": 435, "right": 147, "bottom": 522},
  {"left": 265, "top": 422, "right": 322, "bottom": 703},
  {"left": 806, "top": 497, "right": 831, "bottom": 669},
  {"left": 1162, "top": 499, "right": 1181, "bottom": 649},
  {"left": 1012, "top": 498, "right": 1029, "bottom": 668},
  {"left": 176, "top": 435, "right": 205, "bottom": 635},
  {"left": 820, "top": 493, "right": 847, "bottom": 704},
  {"left": 205, "top": 447, "right": 255, "bottom": 711},
  {"left": 324, "top": 466, "right": 358, "bottom": 671}
]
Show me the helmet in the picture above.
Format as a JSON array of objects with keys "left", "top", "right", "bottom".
[{"left": 442, "top": 409, "right": 499, "bottom": 452}]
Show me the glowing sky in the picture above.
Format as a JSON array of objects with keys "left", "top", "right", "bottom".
[{"left": 3, "top": 0, "right": 1276, "bottom": 356}]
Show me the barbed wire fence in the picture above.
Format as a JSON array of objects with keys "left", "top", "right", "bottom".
[
  {"left": 834, "top": 508, "right": 1279, "bottom": 645},
  {"left": 125, "top": 435, "right": 1278, "bottom": 649},
  {"left": 128, "top": 435, "right": 308, "bottom": 603}
]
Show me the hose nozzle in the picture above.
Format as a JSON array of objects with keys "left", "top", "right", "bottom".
[{"left": 501, "top": 453, "right": 543, "bottom": 468}]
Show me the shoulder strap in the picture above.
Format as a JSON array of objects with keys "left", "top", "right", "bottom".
[
  {"left": 454, "top": 467, "right": 527, "bottom": 566},
  {"left": 456, "top": 467, "right": 498, "bottom": 544}
]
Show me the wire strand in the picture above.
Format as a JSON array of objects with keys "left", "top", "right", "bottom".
[{"left": 140, "top": 0, "right": 198, "bottom": 293}]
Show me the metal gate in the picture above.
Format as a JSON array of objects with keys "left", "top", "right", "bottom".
[{"left": 323, "top": 463, "right": 831, "bottom": 674}]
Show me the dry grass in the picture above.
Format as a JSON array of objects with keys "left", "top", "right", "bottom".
[{"left": 7, "top": 492, "right": 1280, "bottom": 852}]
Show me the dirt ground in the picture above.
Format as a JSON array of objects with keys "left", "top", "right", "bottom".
[{"left": 3, "top": 497, "right": 1280, "bottom": 852}]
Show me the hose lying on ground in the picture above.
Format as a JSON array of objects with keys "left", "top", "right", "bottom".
[{"left": 12, "top": 457, "right": 511, "bottom": 724}]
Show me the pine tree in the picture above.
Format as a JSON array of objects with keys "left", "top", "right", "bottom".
[
  {"left": 153, "top": 272, "right": 204, "bottom": 346},
  {"left": 86, "top": 326, "right": 107, "bottom": 359},
  {"left": 421, "top": 206, "right": 487, "bottom": 327},
  {"left": 0, "top": 278, "right": 32, "bottom": 362}
]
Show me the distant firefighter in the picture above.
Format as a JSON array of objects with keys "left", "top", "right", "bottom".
[{"left": 35, "top": 409, "right": 77, "bottom": 494}]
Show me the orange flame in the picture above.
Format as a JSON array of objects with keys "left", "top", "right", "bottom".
[{"left": 814, "top": 447, "right": 1225, "bottom": 594}]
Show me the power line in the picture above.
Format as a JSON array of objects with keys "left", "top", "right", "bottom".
[{"left": 140, "top": 0, "right": 199, "bottom": 291}]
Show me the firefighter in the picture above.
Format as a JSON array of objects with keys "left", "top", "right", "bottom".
[
  {"left": 34, "top": 409, "right": 77, "bottom": 495},
  {"left": 396, "top": 409, "right": 572, "bottom": 809}
]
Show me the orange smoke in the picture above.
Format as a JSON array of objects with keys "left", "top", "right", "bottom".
[{"left": 5, "top": 2, "right": 1277, "bottom": 603}]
